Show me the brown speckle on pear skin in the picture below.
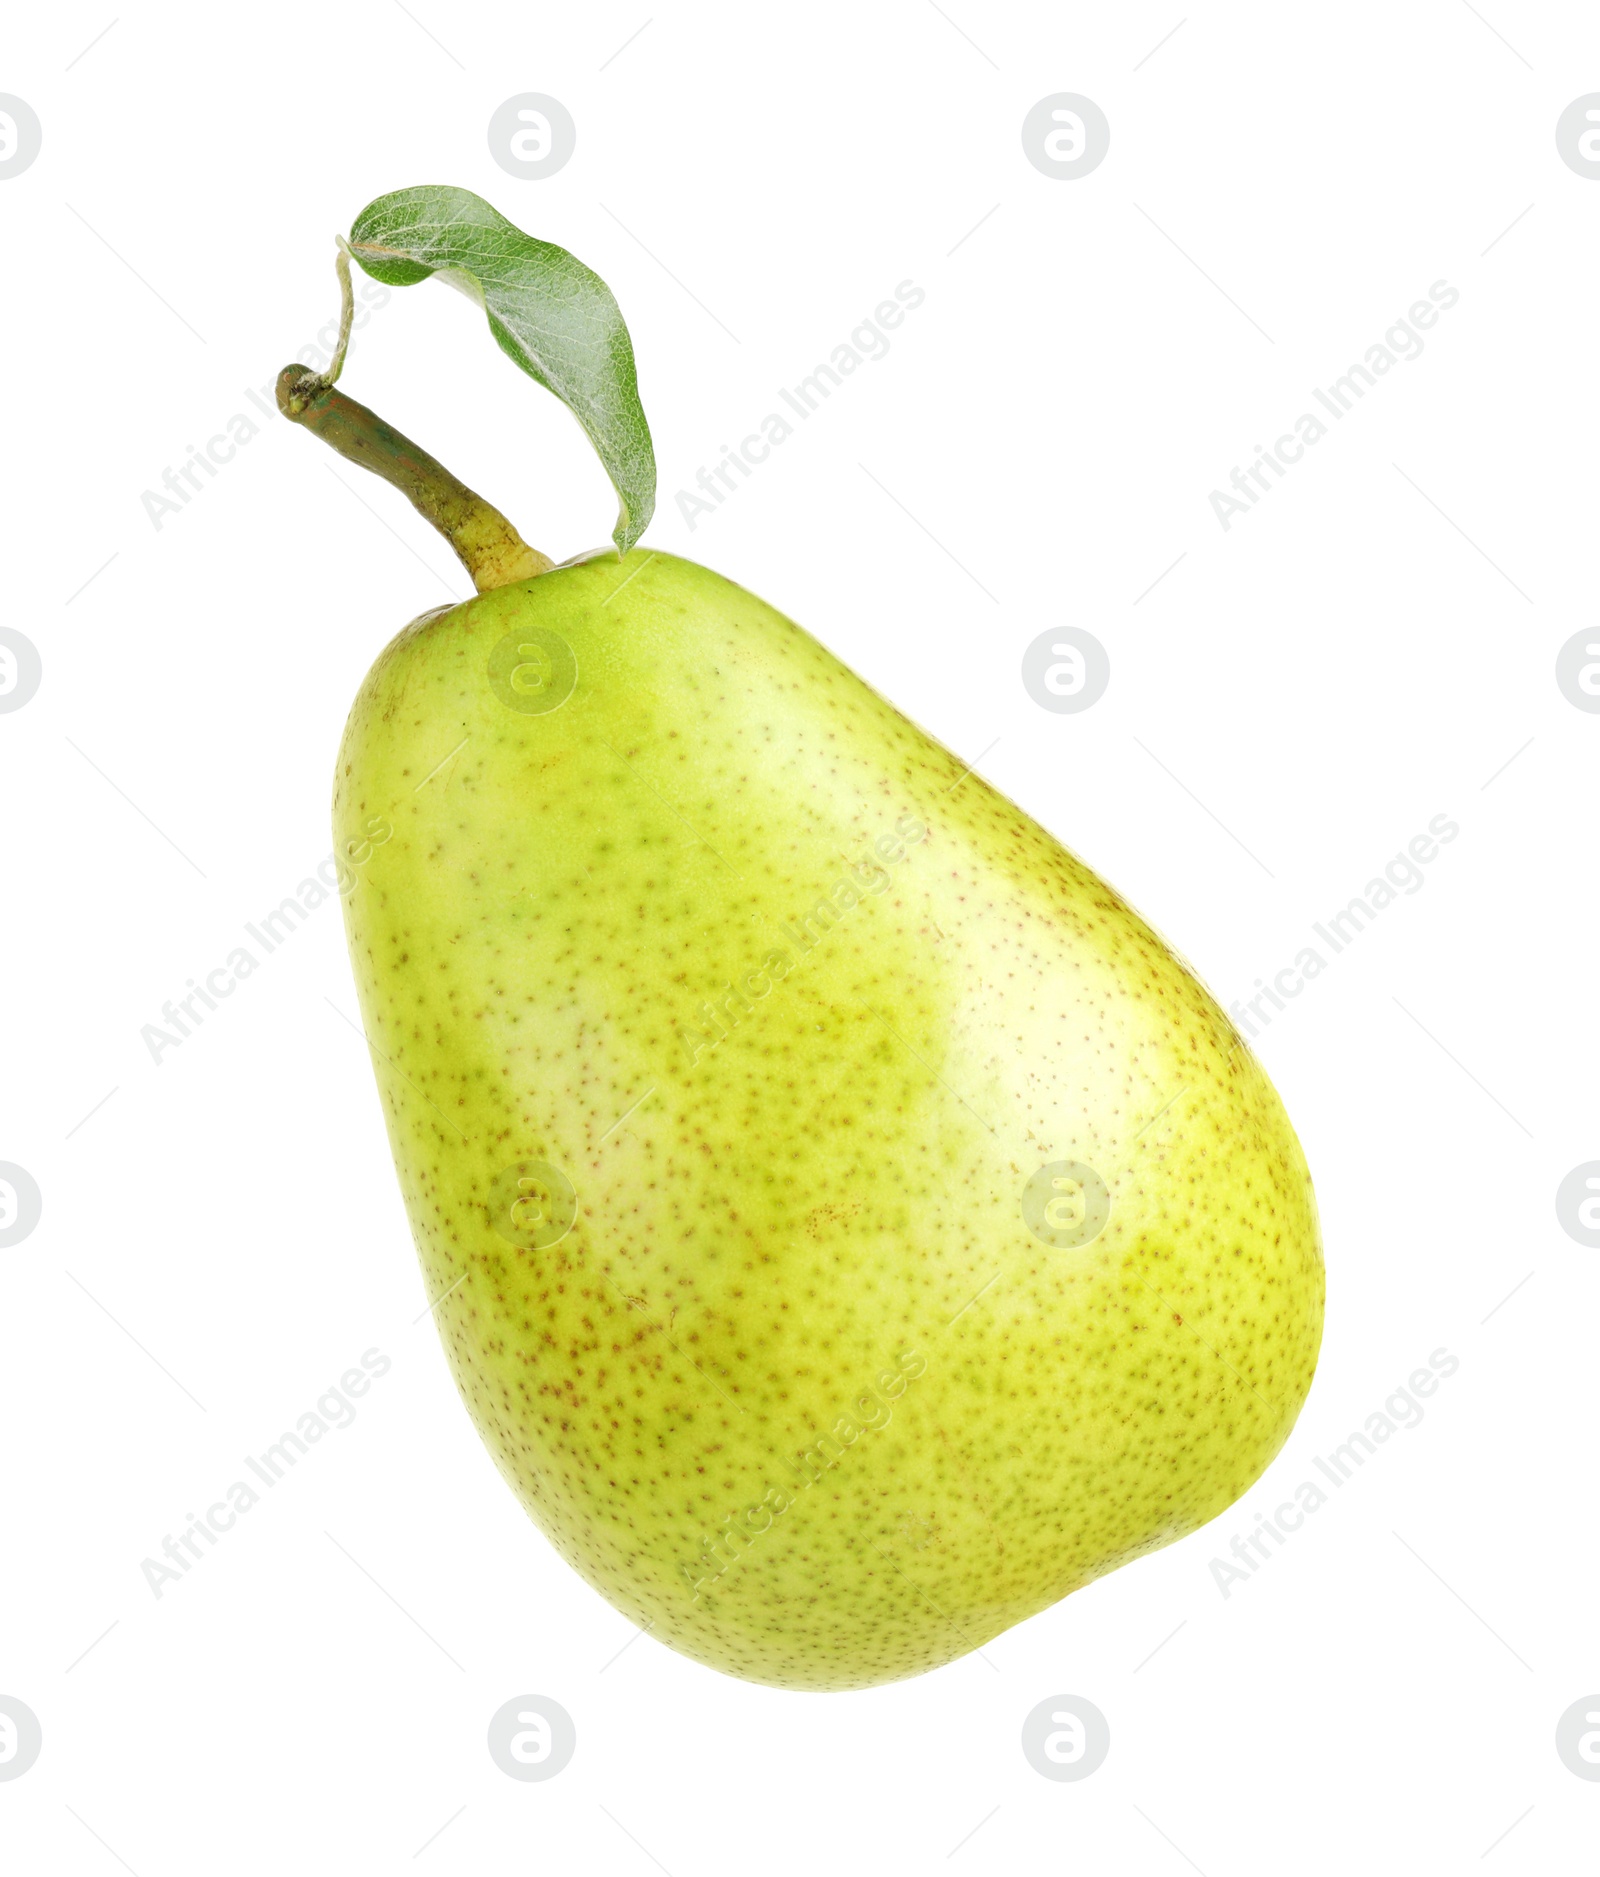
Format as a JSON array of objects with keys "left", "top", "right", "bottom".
[{"left": 332, "top": 550, "right": 1323, "bottom": 1692}]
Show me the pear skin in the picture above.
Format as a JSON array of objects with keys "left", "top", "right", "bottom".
[{"left": 334, "top": 548, "right": 1323, "bottom": 1691}]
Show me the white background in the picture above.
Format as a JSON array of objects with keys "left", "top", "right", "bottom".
[{"left": 3, "top": 2, "right": 1597, "bottom": 1869}]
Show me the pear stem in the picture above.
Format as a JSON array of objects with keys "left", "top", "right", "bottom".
[{"left": 276, "top": 240, "right": 552, "bottom": 593}]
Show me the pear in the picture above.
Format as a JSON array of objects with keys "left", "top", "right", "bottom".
[
  {"left": 280, "top": 186, "right": 1324, "bottom": 1690},
  {"left": 334, "top": 547, "right": 1323, "bottom": 1691}
]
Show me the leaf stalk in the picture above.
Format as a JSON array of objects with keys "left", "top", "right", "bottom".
[{"left": 276, "top": 241, "right": 550, "bottom": 593}]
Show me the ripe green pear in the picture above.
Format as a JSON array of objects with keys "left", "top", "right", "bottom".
[{"left": 334, "top": 548, "right": 1322, "bottom": 1691}]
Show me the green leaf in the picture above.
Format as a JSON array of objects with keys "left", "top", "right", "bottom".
[{"left": 348, "top": 185, "right": 655, "bottom": 555}]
